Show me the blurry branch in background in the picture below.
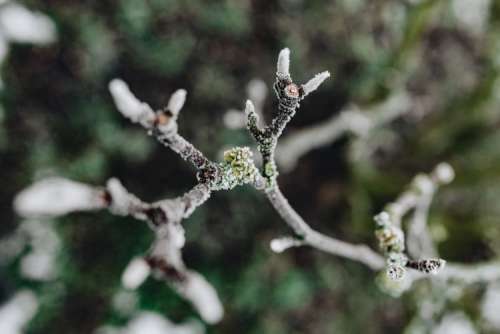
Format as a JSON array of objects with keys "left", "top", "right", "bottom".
[
  {"left": 276, "top": 90, "right": 412, "bottom": 171},
  {"left": 0, "top": 290, "right": 38, "bottom": 334},
  {"left": 0, "top": 1, "right": 56, "bottom": 87},
  {"left": 223, "top": 79, "right": 267, "bottom": 130},
  {"left": 96, "top": 311, "right": 204, "bottom": 334}
]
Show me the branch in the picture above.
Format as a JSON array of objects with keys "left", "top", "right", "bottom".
[
  {"left": 14, "top": 176, "right": 222, "bottom": 323},
  {"left": 14, "top": 79, "right": 272, "bottom": 323},
  {"left": 374, "top": 163, "right": 454, "bottom": 281},
  {"left": 109, "top": 80, "right": 211, "bottom": 173},
  {"left": 266, "top": 185, "right": 384, "bottom": 270},
  {"left": 246, "top": 48, "right": 385, "bottom": 270}
]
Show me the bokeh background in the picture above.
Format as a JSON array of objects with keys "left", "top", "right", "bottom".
[{"left": 1, "top": 0, "right": 500, "bottom": 333}]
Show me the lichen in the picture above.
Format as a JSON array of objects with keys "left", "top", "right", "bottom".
[{"left": 209, "top": 147, "right": 259, "bottom": 191}]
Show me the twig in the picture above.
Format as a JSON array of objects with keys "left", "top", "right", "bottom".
[{"left": 247, "top": 48, "right": 384, "bottom": 270}]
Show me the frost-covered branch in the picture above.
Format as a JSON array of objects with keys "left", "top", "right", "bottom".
[
  {"left": 246, "top": 48, "right": 330, "bottom": 188},
  {"left": 0, "top": 290, "right": 38, "bottom": 334},
  {"left": 266, "top": 185, "right": 384, "bottom": 270},
  {"left": 246, "top": 48, "right": 385, "bottom": 270},
  {"left": 14, "top": 82, "right": 269, "bottom": 323},
  {"left": 374, "top": 163, "right": 454, "bottom": 281},
  {"left": 14, "top": 176, "right": 222, "bottom": 323},
  {"left": 276, "top": 90, "right": 412, "bottom": 171},
  {"left": 0, "top": 2, "right": 56, "bottom": 88}
]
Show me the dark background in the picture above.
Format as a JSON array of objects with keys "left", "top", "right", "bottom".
[{"left": 1, "top": 0, "right": 500, "bottom": 333}]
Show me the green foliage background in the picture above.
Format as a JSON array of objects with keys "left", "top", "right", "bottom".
[{"left": 1, "top": 0, "right": 500, "bottom": 333}]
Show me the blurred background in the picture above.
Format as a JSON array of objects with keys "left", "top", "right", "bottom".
[{"left": 1, "top": 0, "right": 500, "bottom": 333}]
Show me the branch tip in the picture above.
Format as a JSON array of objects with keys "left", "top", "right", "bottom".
[
  {"left": 302, "top": 71, "right": 331, "bottom": 96},
  {"left": 277, "top": 47, "right": 291, "bottom": 78},
  {"left": 167, "top": 89, "right": 187, "bottom": 116}
]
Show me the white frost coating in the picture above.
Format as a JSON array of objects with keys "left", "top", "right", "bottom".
[
  {"left": 432, "top": 312, "right": 477, "bottom": 334},
  {"left": 340, "top": 109, "right": 371, "bottom": 136},
  {"left": 451, "top": 0, "right": 491, "bottom": 35},
  {"left": 109, "top": 79, "right": 155, "bottom": 126},
  {"left": 14, "top": 177, "right": 104, "bottom": 218},
  {"left": 0, "top": 3, "right": 56, "bottom": 44},
  {"left": 434, "top": 162, "right": 455, "bottom": 184},
  {"left": 121, "top": 257, "right": 151, "bottom": 290},
  {"left": 270, "top": 236, "right": 303, "bottom": 253},
  {"left": 179, "top": 272, "right": 224, "bottom": 324},
  {"left": 106, "top": 178, "right": 142, "bottom": 217},
  {"left": 111, "top": 290, "right": 138, "bottom": 317},
  {"left": 20, "top": 251, "right": 56, "bottom": 281},
  {"left": 276, "top": 47, "right": 290, "bottom": 77},
  {"left": 413, "top": 175, "right": 434, "bottom": 195},
  {"left": 0, "top": 290, "right": 38, "bottom": 334},
  {"left": 244, "top": 99, "right": 255, "bottom": 117},
  {"left": 167, "top": 89, "right": 187, "bottom": 116},
  {"left": 301, "top": 71, "right": 330, "bottom": 96},
  {"left": 481, "top": 283, "right": 500, "bottom": 330},
  {"left": 99, "top": 312, "right": 205, "bottom": 334}
]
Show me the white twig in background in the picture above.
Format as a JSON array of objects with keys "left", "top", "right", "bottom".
[
  {"left": 481, "top": 282, "right": 500, "bottom": 331},
  {"left": 276, "top": 90, "right": 412, "bottom": 171},
  {"left": 270, "top": 236, "right": 305, "bottom": 253},
  {"left": 223, "top": 79, "right": 267, "bottom": 130},
  {"left": 0, "top": 290, "right": 38, "bottom": 334},
  {"left": 96, "top": 311, "right": 205, "bottom": 334},
  {"left": 432, "top": 312, "right": 477, "bottom": 334},
  {"left": 13, "top": 177, "right": 106, "bottom": 218},
  {"left": 0, "top": 2, "right": 56, "bottom": 87},
  {"left": 0, "top": 3, "right": 56, "bottom": 44}
]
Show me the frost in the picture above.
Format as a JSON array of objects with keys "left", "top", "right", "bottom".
[
  {"left": 0, "top": 3, "right": 56, "bottom": 44},
  {"left": 122, "top": 257, "right": 151, "bottom": 290},
  {"left": 0, "top": 290, "right": 38, "bottom": 334},
  {"left": 14, "top": 177, "right": 104, "bottom": 218}
]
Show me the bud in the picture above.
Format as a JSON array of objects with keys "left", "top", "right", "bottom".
[
  {"left": 276, "top": 48, "right": 290, "bottom": 78},
  {"left": 302, "top": 71, "right": 330, "bottom": 96},
  {"left": 166, "top": 89, "right": 187, "bottom": 116}
]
